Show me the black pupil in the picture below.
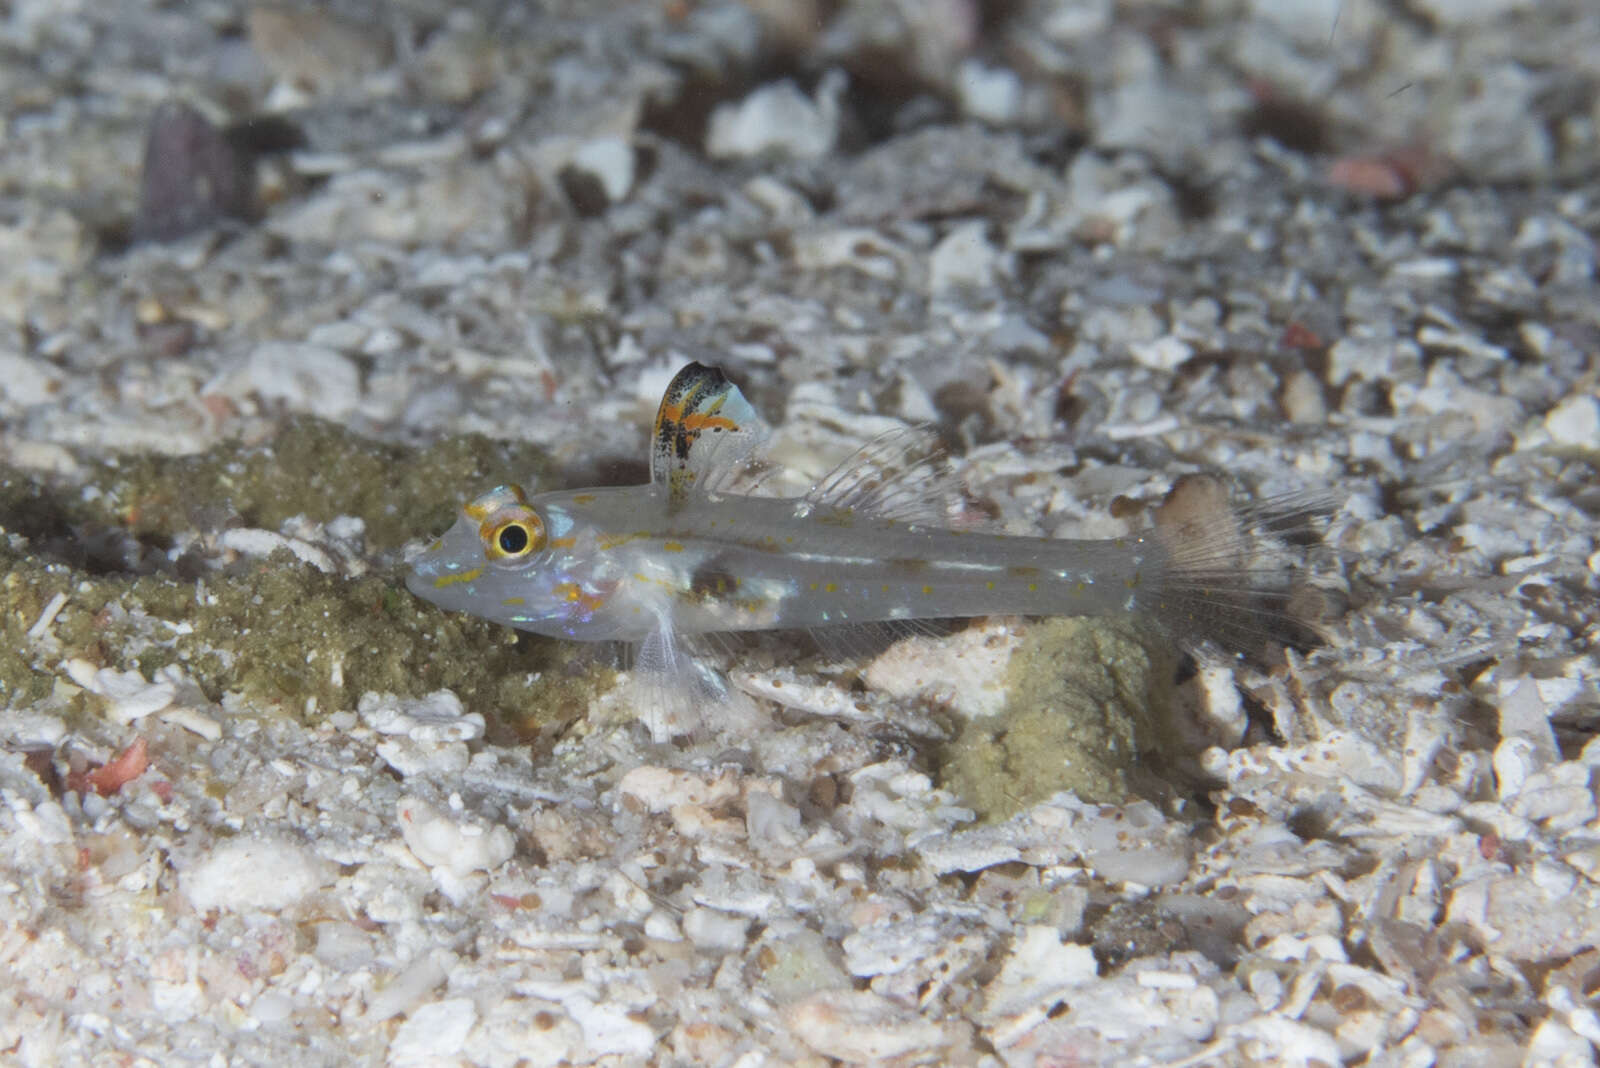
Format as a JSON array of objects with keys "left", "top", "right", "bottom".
[{"left": 497, "top": 524, "right": 529, "bottom": 554}]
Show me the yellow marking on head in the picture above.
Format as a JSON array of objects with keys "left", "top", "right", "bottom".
[
  {"left": 433, "top": 568, "right": 483, "bottom": 589},
  {"left": 428, "top": 539, "right": 443, "bottom": 552},
  {"left": 501, "top": 597, "right": 526, "bottom": 606},
  {"left": 1027, "top": 583, "right": 1038, "bottom": 592},
  {"left": 922, "top": 584, "right": 934, "bottom": 595},
  {"left": 466, "top": 483, "right": 530, "bottom": 521},
  {"left": 824, "top": 582, "right": 837, "bottom": 593},
  {"left": 549, "top": 536, "right": 577, "bottom": 549},
  {"left": 572, "top": 494, "right": 596, "bottom": 504},
  {"left": 596, "top": 532, "right": 640, "bottom": 550},
  {"left": 663, "top": 540, "right": 684, "bottom": 552}
]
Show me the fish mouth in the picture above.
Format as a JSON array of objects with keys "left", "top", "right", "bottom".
[
  {"left": 403, "top": 526, "right": 463, "bottom": 601},
  {"left": 403, "top": 563, "right": 434, "bottom": 599}
]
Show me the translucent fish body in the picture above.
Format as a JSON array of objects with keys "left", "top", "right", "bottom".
[
  {"left": 408, "top": 483, "right": 1163, "bottom": 642},
  {"left": 407, "top": 362, "right": 1314, "bottom": 660}
]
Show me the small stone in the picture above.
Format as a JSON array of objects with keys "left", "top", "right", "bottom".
[
  {"left": 617, "top": 766, "right": 740, "bottom": 814},
  {"left": 682, "top": 907, "right": 750, "bottom": 952},
  {"left": 707, "top": 73, "right": 843, "bottom": 161},
  {"left": 183, "top": 835, "right": 334, "bottom": 912},
  {"left": 359, "top": 690, "right": 485, "bottom": 743},
  {"left": 782, "top": 989, "right": 953, "bottom": 1062},
  {"left": 248, "top": 5, "right": 392, "bottom": 94},
  {"left": 760, "top": 928, "right": 851, "bottom": 1002},
  {"left": 217, "top": 528, "right": 338, "bottom": 573},
  {"left": 863, "top": 620, "right": 1020, "bottom": 719},
  {"left": 246, "top": 341, "right": 362, "bottom": 420},
  {"left": 375, "top": 739, "right": 470, "bottom": 778},
  {"left": 1044, "top": 0, "right": 1112, "bottom": 41},
  {"left": 365, "top": 950, "right": 453, "bottom": 1023},
  {"left": 390, "top": 999, "right": 477, "bottom": 1066},
  {"left": 0, "top": 350, "right": 65, "bottom": 407},
  {"left": 955, "top": 60, "right": 1022, "bottom": 125},
  {"left": 63, "top": 662, "right": 178, "bottom": 725},
  {"left": 982, "top": 925, "right": 1098, "bottom": 1020},
  {"left": 1281, "top": 369, "right": 1327, "bottom": 424},
  {"left": 414, "top": 24, "right": 500, "bottom": 103},
  {"left": 567, "top": 137, "right": 635, "bottom": 205},
  {"left": 134, "top": 101, "right": 256, "bottom": 243},
  {"left": 1545, "top": 393, "right": 1599, "bottom": 449},
  {"left": 397, "top": 796, "right": 514, "bottom": 877},
  {"left": 1128, "top": 334, "right": 1194, "bottom": 372},
  {"left": 928, "top": 221, "right": 1005, "bottom": 295}
]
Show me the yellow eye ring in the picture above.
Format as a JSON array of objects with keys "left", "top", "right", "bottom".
[{"left": 482, "top": 511, "right": 545, "bottom": 562}]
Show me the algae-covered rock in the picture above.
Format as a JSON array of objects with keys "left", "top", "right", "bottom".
[
  {"left": 938, "top": 617, "right": 1184, "bottom": 820},
  {"left": 0, "top": 426, "right": 604, "bottom": 741},
  {"left": 89, "top": 416, "right": 554, "bottom": 552}
]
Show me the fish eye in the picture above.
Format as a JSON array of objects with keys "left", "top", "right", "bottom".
[
  {"left": 497, "top": 523, "right": 530, "bottom": 555},
  {"left": 481, "top": 509, "right": 546, "bottom": 564}
]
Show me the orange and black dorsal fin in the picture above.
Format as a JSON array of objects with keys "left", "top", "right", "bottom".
[{"left": 651, "top": 362, "right": 772, "bottom": 510}]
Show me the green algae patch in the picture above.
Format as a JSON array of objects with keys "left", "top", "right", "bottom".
[
  {"left": 938, "top": 617, "right": 1183, "bottom": 820},
  {"left": 88, "top": 418, "right": 554, "bottom": 552},
  {"left": 0, "top": 538, "right": 610, "bottom": 738},
  {"left": 2, "top": 427, "right": 610, "bottom": 740}
]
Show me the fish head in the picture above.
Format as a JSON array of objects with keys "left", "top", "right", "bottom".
[{"left": 406, "top": 483, "right": 577, "bottom": 636}]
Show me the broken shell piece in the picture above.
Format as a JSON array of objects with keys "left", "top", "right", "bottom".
[
  {"left": 397, "top": 796, "right": 514, "bottom": 877},
  {"left": 63, "top": 660, "right": 178, "bottom": 724},
  {"left": 359, "top": 690, "right": 485, "bottom": 743},
  {"left": 781, "top": 989, "right": 956, "bottom": 1063}
]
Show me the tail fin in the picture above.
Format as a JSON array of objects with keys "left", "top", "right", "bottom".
[{"left": 1147, "top": 475, "right": 1337, "bottom": 662}]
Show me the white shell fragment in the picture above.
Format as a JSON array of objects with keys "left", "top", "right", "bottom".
[
  {"left": 1544, "top": 392, "right": 1599, "bottom": 449},
  {"left": 706, "top": 73, "right": 844, "bottom": 161},
  {"left": 182, "top": 836, "right": 335, "bottom": 912},
  {"left": 781, "top": 990, "right": 955, "bottom": 1063},
  {"left": 244, "top": 341, "right": 362, "bottom": 420},
  {"left": 390, "top": 999, "right": 478, "bottom": 1067},
  {"left": 360, "top": 689, "right": 485, "bottom": 742},
  {"left": 64, "top": 659, "right": 177, "bottom": 724},
  {"left": 396, "top": 796, "right": 515, "bottom": 877},
  {"left": 568, "top": 137, "right": 635, "bottom": 204},
  {"left": 862, "top": 620, "right": 1022, "bottom": 719}
]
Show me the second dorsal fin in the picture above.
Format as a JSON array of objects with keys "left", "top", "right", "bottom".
[
  {"left": 651, "top": 362, "right": 772, "bottom": 509},
  {"left": 801, "top": 425, "right": 963, "bottom": 527}
]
